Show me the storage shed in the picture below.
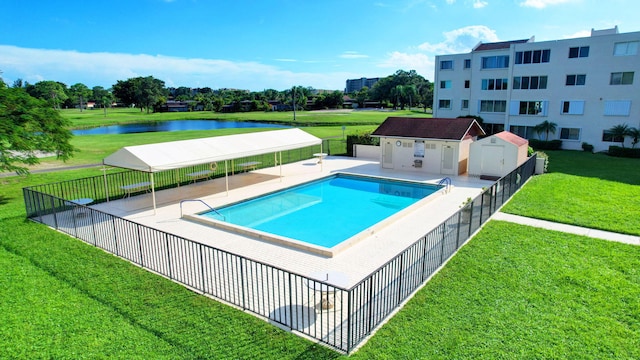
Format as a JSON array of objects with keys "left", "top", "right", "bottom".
[
  {"left": 371, "top": 117, "right": 485, "bottom": 175},
  {"left": 468, "top": 131, "right": 529, "bottom": 178}
]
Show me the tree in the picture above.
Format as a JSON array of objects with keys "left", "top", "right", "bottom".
[
  {"left": 370, "top": 69, "right": 430, "bottom": 109},
  {"left": 534, "top": 121, "right": 557, "bottom": 141},
  {"left": 608, "top": 124, "right": 630, "bottom": 148},
  {"left": 354, "top": 86, "right": 369, "bottom": 108},
  {"left": 112, "top": 76, "right": 167, "bottom": 113},
  {"left": 628, "top": 127, "right": 640, "bottom": 148},
  {"left": 69, "top": 83, "right": 92, "bottom": 112},
  {"left": 0, "top": 87, "right": 75, "bottom": 174},
  {"left": 27, "top": 80, "right": 69, "bottom": 109},
  {"left": 92, "top": 86, "right": 114, "bottom": 117}
]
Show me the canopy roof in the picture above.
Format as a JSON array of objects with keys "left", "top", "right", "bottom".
[{"left": 103, "top": 128, "right": 321, "bottom": 172}]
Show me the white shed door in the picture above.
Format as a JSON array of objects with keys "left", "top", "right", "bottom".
[
  {"left": 441, "top": 145, "right": 455, "bottom": 175},
  {"left": 382, "top": 141, "right": 394, "bottom": 169},
  {"left": 481, "top": 145, "right": 504, "bottom": 176}
]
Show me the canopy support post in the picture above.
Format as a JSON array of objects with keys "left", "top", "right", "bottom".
[
  {"left": 150, "top": 172, "right": 156, "bottom": 215},
  {"left": 225, "top": 160, "right": 229, "bottom": 196},
  {"left": 102, "top": 166, "right": 110, "bottom": 203}
]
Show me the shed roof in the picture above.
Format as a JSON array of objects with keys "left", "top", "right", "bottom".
[
  {"left": 371, "top": 117, "right": 486, "bottom": 141},
  {"left": 494, "top": 131, "right": 529, "bottom": 147},
  {"left": 103, "top": 128, "right": 321, "bottom": 172}
]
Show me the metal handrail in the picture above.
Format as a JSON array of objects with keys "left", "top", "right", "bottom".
[
  {"left": 180, "top": 199, "right": 225, "bottom": 220},
  {"left": 437, "top": 177, "right": 452, "bottom": 193}
]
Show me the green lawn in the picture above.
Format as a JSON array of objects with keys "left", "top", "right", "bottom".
[
  {"left": 501, "top": 151, "right": 640, "bottom": 235},
  {"left": 2, "top": 139, "right": 639, "bottom": 357}
]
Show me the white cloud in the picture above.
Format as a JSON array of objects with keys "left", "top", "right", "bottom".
[
  {"left": 340, "top": 51, "right": 369, "bottom": 59},
  {"left": 377, "top": 52, "right": 434, "bottom": 80},
  {"left": 0, "top": 45, "right": 353, "bottom": 90},
  {"left": 473, "top": 0, "right": 488, "bottom": 8},
  {"left": 417, "top": 25, "right": 500, "bottom": 54},
  {"left": 519, "top": 0, "right": 575, "bottom": 9},
  {"left": 376, "top": 25, "right": 501, "bottom": 81}
]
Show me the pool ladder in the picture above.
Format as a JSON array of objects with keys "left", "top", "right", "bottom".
[
  {"left": 180, "top": 199, "right": 225, "bottom": 220},
  {"left": 437, "top": 177, "right": 452, "bottom": 193}
]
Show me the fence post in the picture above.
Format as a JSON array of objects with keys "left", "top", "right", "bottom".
[{"left": 137, "top": 224, "right": 144, "bottom": 267}]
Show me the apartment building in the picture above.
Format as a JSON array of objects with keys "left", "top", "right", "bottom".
[
  {"left": 345, "top": 77, "right": 380, "bottom": 94},
  {"left": 434, "top": 26, "right": 640, "bottom": 152}
]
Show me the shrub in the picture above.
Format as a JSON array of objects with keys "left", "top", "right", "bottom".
[
  {"left": 608, "top": 146, "right": 640, "bottom": 158},
  {"left": 529, "top": 139, "right": 562, "bottom": 150},
  {"left": 346, "top": 133, "right": 379, "bottom": 157},
  {"left": 581, "top": 142, "right": 594, "bottom": 153}
]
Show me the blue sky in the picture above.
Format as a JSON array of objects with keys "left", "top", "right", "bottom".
[{"left": 1, "top": 0, "right": 638, "bottom": 91}]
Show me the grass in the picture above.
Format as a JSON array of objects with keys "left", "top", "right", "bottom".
[
  {"left": 2, "top": 123, "right": 639, "bottom": 357},
  {"left": 33, "top": 108, "right": 418, "bottom": 170},
  {"left": 351, "top": 221, "right": 640, "bottom": 359},
  {"left": 501, "top": 150, "right": 640, "bottom": 235}
]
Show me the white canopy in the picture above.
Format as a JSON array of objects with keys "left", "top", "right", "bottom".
[{"left": 103, "top": 128, "right": 321, "bottom": 172}]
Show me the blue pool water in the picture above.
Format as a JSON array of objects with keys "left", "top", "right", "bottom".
[{"left": 201, "top": 174, "right": 441, "bottom": 248}]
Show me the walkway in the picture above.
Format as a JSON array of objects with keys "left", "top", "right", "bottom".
[{"left": 492, "top": 212, "right": 640, "bottom": 246}]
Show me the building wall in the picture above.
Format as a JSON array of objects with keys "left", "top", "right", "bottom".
[
  {"left": 434, "top": 28, "right": 640, "bottom": 152},
  {"left": 378, "top": 137, "right": 468, "bottom": 175},
  {"left": 345, "top": 77, "right": 380, "bottom": 94}
]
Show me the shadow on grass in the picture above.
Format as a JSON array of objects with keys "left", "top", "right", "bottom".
[
  {"left": 545, "top": 150, "right": 640, "bottom": 185},
  {"left": 0, "top": 195, "right": 12, "bottom": 206}
]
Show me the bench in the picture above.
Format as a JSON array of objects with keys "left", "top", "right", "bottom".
[
  {"left": 66, "top": 198, "right": 94, "bottom": 216},
  {"left": 186, "top": 170, "right": 214, "bottom": 183},
  {"left": 237, "top": 161, "right": 261, "bottom": 172},
  {"left": 121, "top": 182, "right": 151, "bottom": 197}
]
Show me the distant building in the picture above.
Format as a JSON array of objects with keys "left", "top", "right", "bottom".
[
  {"left": 345, "top": 77, "right": 380, "bottom": 94},
  {"left": 433, "top": 26, "right": 640, "bottom": 152}
]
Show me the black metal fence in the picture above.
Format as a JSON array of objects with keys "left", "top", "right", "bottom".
[{"left": 23, "top": 154, "right": 536, "bottom": 353}]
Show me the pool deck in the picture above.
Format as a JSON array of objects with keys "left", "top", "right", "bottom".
[{"left": 92, "top": 156, "right": 495, "bottom": 288}]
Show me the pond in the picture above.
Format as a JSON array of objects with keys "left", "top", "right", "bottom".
[{"left": 72, "top": 119, "right": 290, "bottom": 136}]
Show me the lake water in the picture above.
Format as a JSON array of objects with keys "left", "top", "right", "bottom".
[{"left": 72, "top": 120, "right": 290, "bottom": 135}]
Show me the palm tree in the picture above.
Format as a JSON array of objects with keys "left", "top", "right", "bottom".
[
  {"left": 608, "top": 124, "right": 630, "bottom": 148},
  {"left": 534, "top": 121, "right": 557, "bottom": 141},
  {"left": 627, "top": 127, "right": 640, "bottom": 148}
]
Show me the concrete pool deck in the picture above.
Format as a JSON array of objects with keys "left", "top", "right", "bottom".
[{"left": 91, "top": 156, "right": 496, "bottom": 288}]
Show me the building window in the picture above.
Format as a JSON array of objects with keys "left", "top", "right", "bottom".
[
  {"left": 464, "top": 80, "right": 470, "bottom": 88},
  {"left": 519, "top": 101, "right": 545, "bottom": 115},
  {"left": 566, "top": 74, "right": 586, "bottom": 86},
  {"left": 513, "top": 76, "right": 547, "bottom": 90},
  {"left": 440, "top": 80, "right": 452, "bottom": 89},
  {"left": 614, "top": 41, "right": 639, "bottom": 56},
  {"left": 461, "top": 99, "right": 469, "bottom": 110},
  {"left": 510, "top": 125, "right": 536, "bottom": 139},
  {"left": 479, "top": 100, "right": 506, "bottom": 113},
  {"left": 561, "top": 100, "right": 585, "bottom": 115},
  {"left": 440, "top": 60, "right": 453, "bottom": 70},
  {"left": 438, "top": 99, "right": 451, "bottom": 109},
  {"left": 603, "top": 130, "right": 625, "bottom": 143},
  {"left": 568, "top": 46, "right": 589, "bottom": 58},
  {"left": 603, "top": 100, "right": 631, "bottom": 116},
  {"left": 515, "top": 49, "right": 551, "bottom": 64},
  {"left": 481, "top": 78, "right": 508, "bottom": 90},
  {"left": 464, "top": 59, "right": 471, "bottom": 69},
  {"left": 560, "top": 128, "right": 581, "bottom": 140},
  {"left": 610, "top": 72, "right": 634, "bottom": 85},
  {"left": 481, "top": 55, "right": 509, "bottom": 69}
]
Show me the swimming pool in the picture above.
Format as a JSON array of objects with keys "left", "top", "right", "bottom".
[{"left": 186, "top": 174, "right": 443, "bottom": 257}]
